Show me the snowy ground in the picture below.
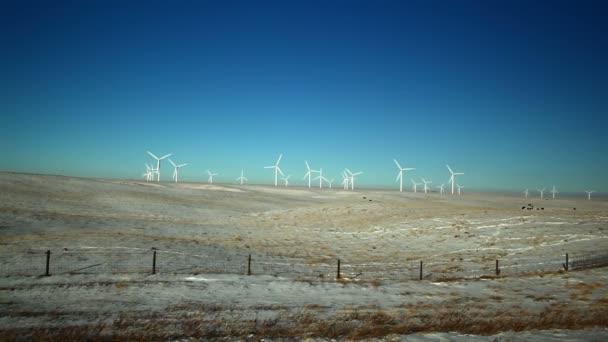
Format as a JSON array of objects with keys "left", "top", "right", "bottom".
[{"left": 1, "top": 173, "right": 607, "bottom": 340}]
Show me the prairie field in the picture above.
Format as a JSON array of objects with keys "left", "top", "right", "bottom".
[{"left": 1, "top": 173, "right": 607, "bottom": 340}]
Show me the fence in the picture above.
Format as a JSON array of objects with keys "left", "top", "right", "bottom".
[{"left": 2, "top": 247, "right": 607, "bottom": 282}]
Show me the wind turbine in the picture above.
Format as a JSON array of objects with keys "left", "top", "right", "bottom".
[
  {"left": 551, "top": 185, "right": 558, "bottom": 199},
  {"left": 169, "top": 159, "right": 188, "bottom": 183},
  {"left": 538, "top": 188, "right": 545, "bottom": 199},
  {"left": 281, "top": 175, "right": 291, "bottom": 187},
  {"left": 437, "top": 184, "right": 445, "bottom": 195},
  {"left": 585, "top": 190, "right": 595, "bottom": 200},
  {"left": 341, "top": 171, "right": 350, "bottom": 190},
  {"left": 411, "top": 179, "right": 421, "bottom": 193},
  {"left": 394, "top": 159, "right": 415, "bottom": 192},
  {"left": 446, "top": 165, "right": 464, "bottom": 195},
  {"left": 345, "top": 168, "right": 363, "bottom": 191},
  {"left": 303, "top": 161, "right": 318, "bottom": 189},
  {"left": 327, "top": 178, "right": 334, "bottom": 189},
  {"left": 264, "top": 154, "right": 284, "bottom": 187},
  {"left": 422, "top": 178, "right": 432, "bottom": 194},
  {"left": 523, "top": 189, "right": 529, "bottom": 198},
  {"left": 143, "top": 163, "right": 154, "bottom": 182},
  {"left": 207, "top": 170, "right": 218, "bottom": 184},
  {"left": 236, "top": 169, "right": 247, "bottom": 185},
  {"left": 457, "top": 184, "right": 464, "bottom": 195},
  {"left": 147, "top": 151, "right": 172, "bottom": 182},
  {"left": 314, "top": 168, "right": 328, "bottom": 189}
]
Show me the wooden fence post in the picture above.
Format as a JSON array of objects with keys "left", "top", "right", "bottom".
[
  {"left": 247, "top": 254, "right": 252, "bottom": 275},
  {"left": 337, "top": 259, "right": 341, "bottom": 279},
  {"left": 419, "top": 261, "right": 423, "bottom": 280},
  {"left": 45, "top": 250, "right": 51, "bottom": 276},
  {"left": 563, "top": 253, "right": 569, "bottom": 271},
  {"left": 152, "top": 250, "right": 157, "bottom": 275},
  {"left": 495, "top": 259, "right": 500, "bottom": 276}
]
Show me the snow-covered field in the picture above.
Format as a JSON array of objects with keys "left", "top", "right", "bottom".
[{"left": 1, "top": 173, "right": 607, "bottom": 340}]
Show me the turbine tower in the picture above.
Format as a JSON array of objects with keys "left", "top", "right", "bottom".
[
  {"left": 328, "top": 178, "right": 334, "bottom": 189},
  {"left": 169, "top": 159, "right": 188, "bottom": 183},
  {"left": 147, "top": 151, "right": 172, "bottom": 182},
  {"left": 523, "top": 189, "right": 529, "bottom": 198},
  {"left": 207, "top": 170, "right": 218, "bottom": 184},
  {"left": 457, "top": 184, "right": 464, "bottom": 195},
  {"left": 303, "top": 161, "right": 318, "bottom": 189},
  {"left": 394, "top": 159, "right": 415, "bottom": 192},
  {"left": 585, "top": 190, "right": 595, "bottom": 200},
  {"left": 422, "top": 178, "right": 432, "bottom": 194},
  {"left": 314, "top": 168, "right": 328, "bottom": 189},
  {"left": 411, "top": 179, "right": 421, "bottom": 193},
  {"left": 446, "top": 165, "right": 464, "bottom": 195},
  {"left": 538, "top": 188, "right": 545, "bottom": 199},
  {"left": 437, "top": 184, "right": 445, "bottom": 195},
  {"left": 345, "top": 168, "right": 363, "bottom": 191},
  {"left": 264, "top": 154, "right": 284, "bottom": 187},
  {"left": 281, "top": 175, "right": 291, "bottom": 187},
  {"left": 143, "top": 163, "right": 155, "bottom": 182},
  {"left": 341, "top": 171, "right": 350, "bottom": 190},
  {"left": 551, "top": 185, "right": 558, "bottom": 199},
  {"left": 236, "top": 169, "right": 247, "bottom": 185}
]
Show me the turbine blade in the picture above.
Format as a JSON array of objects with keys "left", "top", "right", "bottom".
[
  {"left": 393, "top": 159, "right": 402, "bottom": 169},
  {"left": 147, "top": 151, "right": 159, "bottom": 159},
  {"left": 160, "top": 153, "right": 172, "bottom": 160},
  {"left": 276, "top": 154, "right": 282, "bottom": 165},
  {"left": 169, "top": 159, "right": 176, "bottom": 167},
  {"left": 446, "top": 165, "right": 453, "bottom": 174}
]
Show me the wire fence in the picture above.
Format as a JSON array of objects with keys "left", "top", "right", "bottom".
[{"left": 1, "top": 247, "right": 607, "bottom": 282}]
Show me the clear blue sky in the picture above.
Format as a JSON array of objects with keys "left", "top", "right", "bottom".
[{"left": 1, "top": 0, "right": 607, "bottom": 193}]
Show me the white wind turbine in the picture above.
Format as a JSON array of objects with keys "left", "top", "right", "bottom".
[
  {"left": 538, "top": 188, "right": 545, "bottom": 199},
  {"left": 147, "top": 151, "right": 172, "bottom": 182},
  {"left": 327, "top": 178, "right": 334, "bottom": 189},
  {"left": 303, "top": 161, "right": 318, "bottom": 189},
  {"left": 169, "top": 159, "right": 188, "bottom": 183},
  {"left": 314, "top": 168, "right": 329, "bottom": 189},
  {"left": 345, "top": 168, "right": 363, "bottom": 191},
  {"left": 457, "top": 184, "right": 464, "bottom": 195},
  {"left": 437, "top": 184, "right": 445, "bottom": 195},
  {"left": 446, "top": 165, "right": 464, "bottom": 195},
  {"left": 394, "top": 159, "right": 415, "bottom": 192},
  {"left": 422, "top": 178, "right": 432, "bottom": 194},
  {"left": 265, "top": 154, "right": 284, "bottom": 187},
  {"left": 341, "top": 171, "right": 350, "bottom": 190},
  {"left": 523, "top": 189, "right": 529, "bottom": 198},
  {"left": 281, "top": 175, "right": 291, "bottom": 187},
  {"left": 411, "top": 179, "right": 421, "bottom": 193},
  {"left": 551, "top": 185, "right": 558, "bottom": 199},
  {"left": 143, "top": 163, "right": 154, "bottom": 182},
  {"left": 207, "top": 170, "right": 218, "bottom": 184},
  {"left": 236, "top": 169, "right": 247, "bottom": 185},
  {"left": 585, "top": 190, "right": 595, "bottom": 200}
]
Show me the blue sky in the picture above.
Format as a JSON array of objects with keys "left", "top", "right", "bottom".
[{"left": 1, "top": 0, "right": 607, "bottom": 193}]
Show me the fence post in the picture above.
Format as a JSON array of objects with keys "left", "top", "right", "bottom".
[
  {"left": 247, "top": 254, "right": 252, "bottom": 275},
  {"left": 563, "top": 253, "right": 569, "bottom": 271},
  {"left": 45, "top": 250, "right": 51, "bottom": 276},
  {"left": 419, "top": 261, "right": 423, "bottom": 280},
  {"left": 152, "top": 250, "right": 157, "bottom": 275},
  {"left": 495, "top": 259, "right": 500, "bottom": 276},
  {"left": 336, "top": 259, "right": 341, "bottom": 280}
]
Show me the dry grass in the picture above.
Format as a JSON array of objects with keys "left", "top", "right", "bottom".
[{"left": 4, "top": 303, "right": 608, "bottom": 340}]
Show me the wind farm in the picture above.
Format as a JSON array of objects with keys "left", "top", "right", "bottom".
[{"left": 2, "top": 1, "right": 607, "bottom": 340}]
